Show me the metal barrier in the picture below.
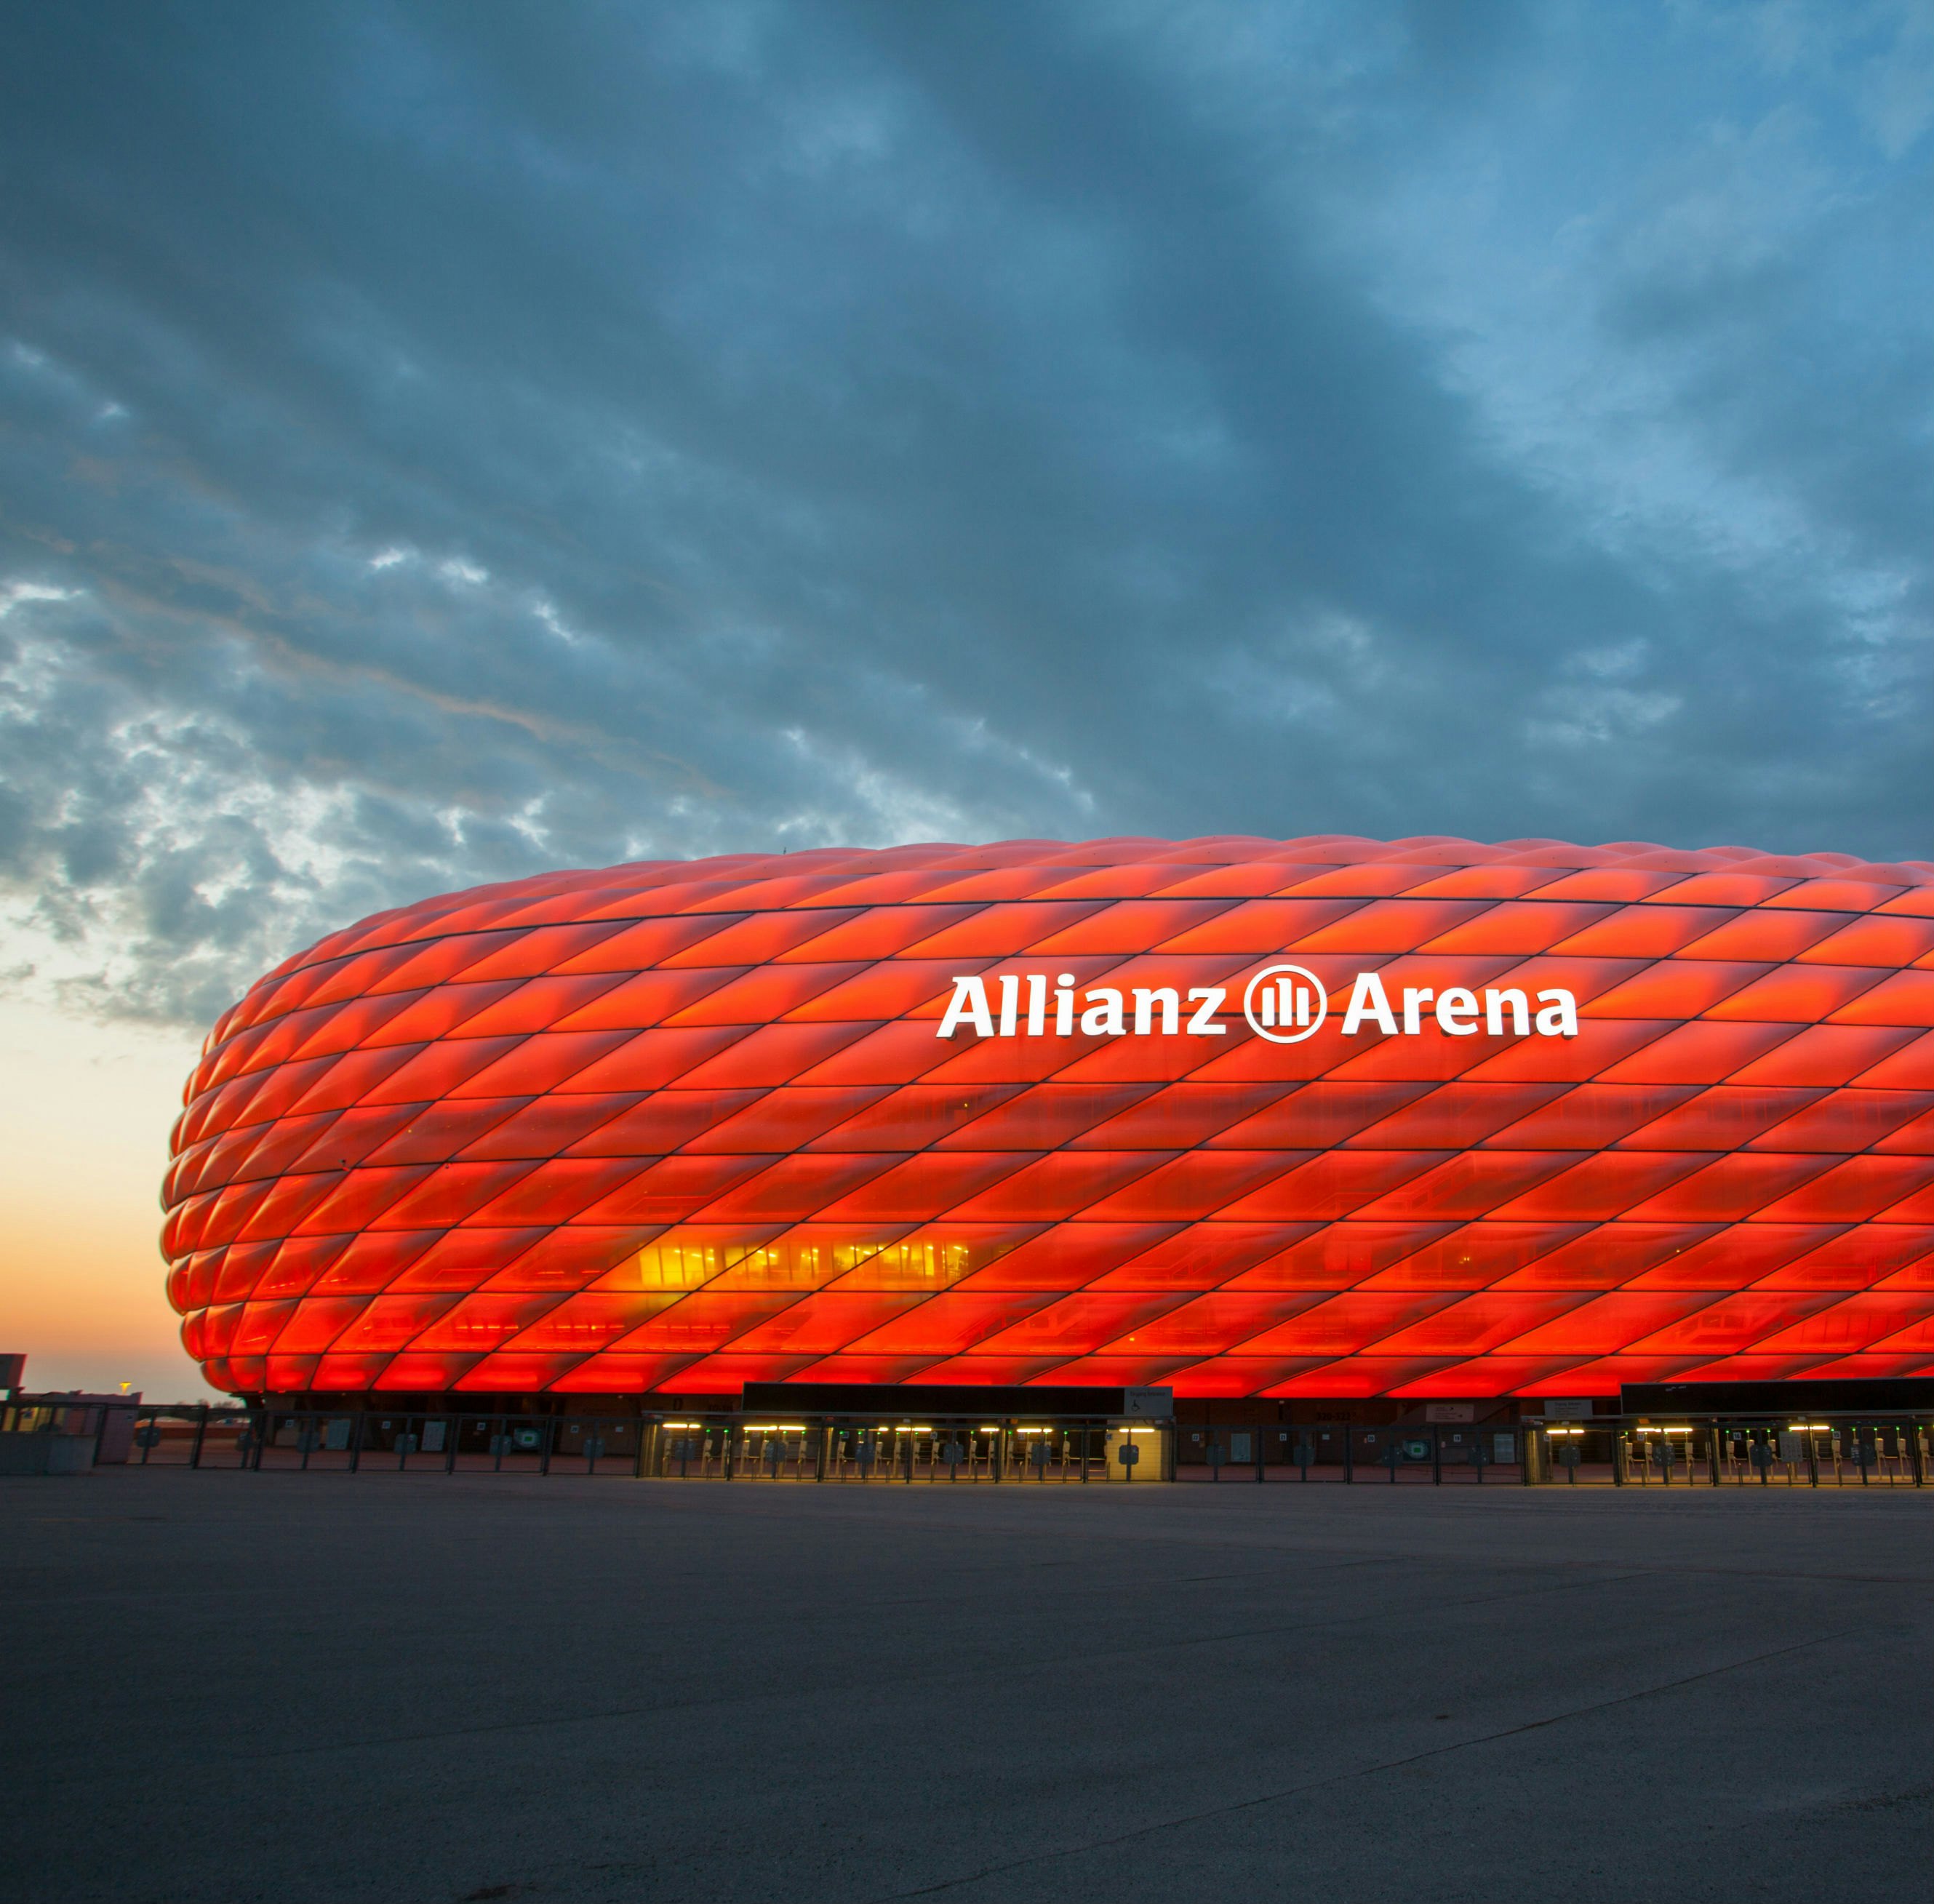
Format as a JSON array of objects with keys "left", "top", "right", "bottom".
[
  {"left": 120, "top": 1403, "right": 255, "bottom": 1468},
  {"left": 1525, "top": 1413, "right": 1932, "bottom": 1487},
  {"left": 108, "top": 1407, "right": 1171, "bottom": 1483},
  {"left": 90, "top": 1405, "right": 1934, "bottom": 1491},
  {"left": 1176, "top": 1415, "right": 1934, "bottom": 1487}
]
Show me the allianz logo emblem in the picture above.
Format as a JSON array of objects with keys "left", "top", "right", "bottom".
[
  {"left": 935, "top": 965, "right": 1578, "bottom": 1042},
  {"left": 1243, "top": 963, "right": 1327, "bottom": 1044}
]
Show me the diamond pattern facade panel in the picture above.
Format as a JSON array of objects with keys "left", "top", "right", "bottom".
[{"left": 162, "top": 836, "right": 1934, "bottom": 1400}]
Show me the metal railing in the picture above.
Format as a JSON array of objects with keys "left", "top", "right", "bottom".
[
  {"left": 1524, "top": 1413, "right": 1933, "bottom": 1487},
  {"left": 88, "top": 1405, "right": 1934, "bottom": 1491},
  {"left": 116, "top": 1403, "right": 254, "bottom": 1468},
  {"left": 1174, "top": 1415, "right": 1934, "bottom": 1487},
  {"left": 111, "top": 1406, "right": 1172, "bottom": 1483}
]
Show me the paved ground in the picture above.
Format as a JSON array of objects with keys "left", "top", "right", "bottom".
[{"left": 4, "top": 1469, "right": 1930, "bottom": 1904}]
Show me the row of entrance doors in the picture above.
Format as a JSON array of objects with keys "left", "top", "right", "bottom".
[
  {"left": 120, "top": 1411, "right": 1168, "bottom": 1480},
  {"left": 1542, "top": 1420, "right": 1933, "bottom": 1486},
  {"left": 656, "top": 1421, "right": 1164, "bottom": 1481},
  {"left": 1178, "top": 1424, "right": 1523, "bottom": 1481}
]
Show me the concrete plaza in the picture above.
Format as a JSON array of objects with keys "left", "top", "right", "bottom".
[{"left": 3, "top": 1469, "right": 1930, "bottom": 1903}]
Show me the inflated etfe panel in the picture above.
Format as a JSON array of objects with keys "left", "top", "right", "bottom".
[{"left": 161, "top": 836, "right": 1934, "bottom": 1401}]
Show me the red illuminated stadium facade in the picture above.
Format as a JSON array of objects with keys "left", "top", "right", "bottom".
[{"left": 162, "top": 836, "right": 1934, "bottom": 1419}]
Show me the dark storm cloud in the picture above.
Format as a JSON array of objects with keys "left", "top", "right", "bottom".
[{"left": 1, "top": 0, "right": 1930, "bottom": 1025}]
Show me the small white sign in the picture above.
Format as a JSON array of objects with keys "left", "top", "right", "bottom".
[
  {"left": 1543, "top": 1397, "right": 1594, "bottom": 1419},
  {"left": 1424, "top": 1403, "right": 1475, "bottom": 1423}
]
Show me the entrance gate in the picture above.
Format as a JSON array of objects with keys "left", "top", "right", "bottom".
[
  {"left": 1176, "top": 1422, "right": 1525, "bottom": 1482},
  {"left": 1528, "top": 1414, "right": 1932, "bottom": 1487}
]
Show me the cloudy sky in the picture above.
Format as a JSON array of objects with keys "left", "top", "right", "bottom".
[{"left": 6, "top": 0, "right": 1934, "bottom": 1037}]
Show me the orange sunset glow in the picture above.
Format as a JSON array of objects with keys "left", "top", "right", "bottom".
[{"left": 0, "top": 999, "right": 214, "bottom": 1400}]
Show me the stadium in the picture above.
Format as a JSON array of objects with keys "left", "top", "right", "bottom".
[{"left": 162, "top": 834, "right": 1934, "bottom": 1431}]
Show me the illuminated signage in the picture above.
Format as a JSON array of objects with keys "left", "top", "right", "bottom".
[{"left": 935, "top": 963, "right": 1578, "bottom": 1041}]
